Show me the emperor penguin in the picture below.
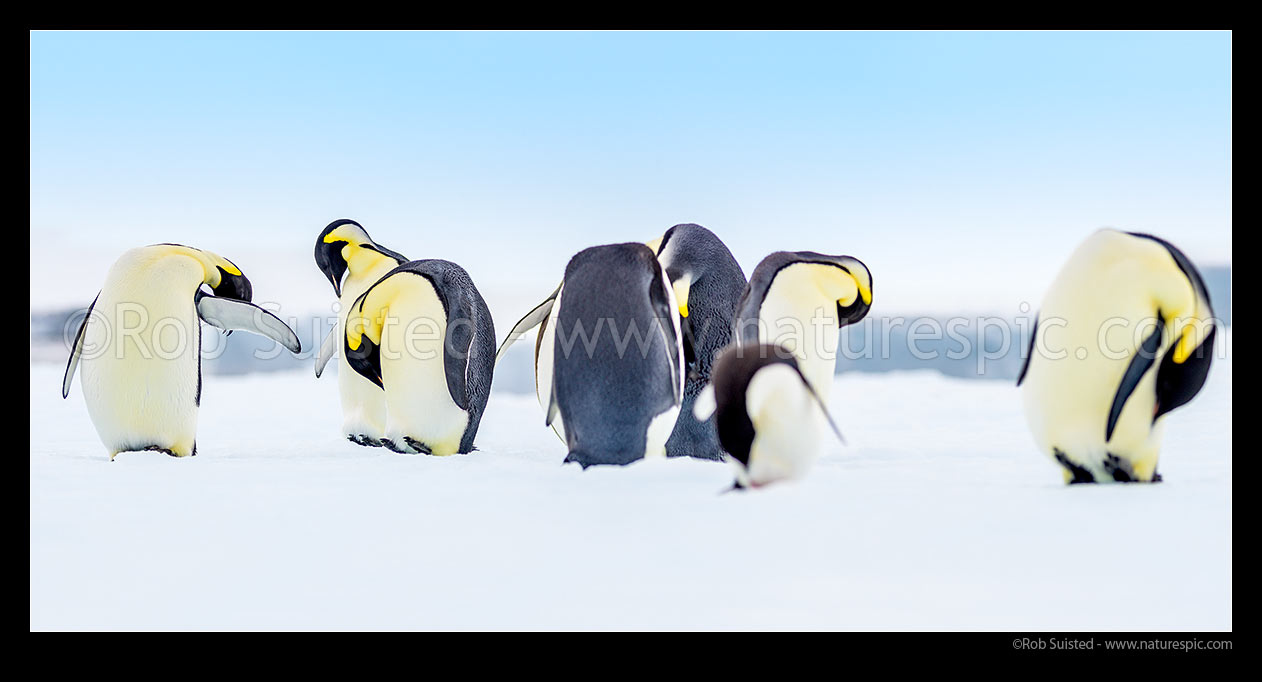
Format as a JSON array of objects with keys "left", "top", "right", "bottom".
[
  {"left": 1018, "top": 229, "right": 1218, "bottom": 484},
  {"left": 734, "top": 252, "right": 873, "bottom": 403},
  {"left": 542, "top": 243, "right": 684, "bottom": 467},
  {"left": 341, "top": 259, "right": 495, "bottom": 455},
  {"left": 649, "top": 223, "right": 747, "bottom": 461},
  {"left": 694, "top": 344, "right": 845, "bottom": 489},
  {"left": 313, "top": 218, "right": 409, "bottom": 446},
  {"left": 62, "top": 244, "right": 302, "bottom": 459},
  {"left": 494, "top": 236, "right": 673, "bottom": 445}
]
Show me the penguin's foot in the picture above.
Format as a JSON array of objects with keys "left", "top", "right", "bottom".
[
  {"left": 1054, "top": 448, "right": 1097, "bottom": 484},
  {"left": 403, "top": 437, "right": 433, "bottom": 455},
  {"left": 143, "top": 445, "right": 180, "bottom": 458},
  {"left": 1102, "top": 454, "right": 1136, "bottom": 483},
  {"left": 346, "top": 434, "right": 383, "bottom": 448},
  {"left": 1151, "top": 470, "right": 1163, "bottom": 483},
  {"left": 381, "top": 438, "right": 410, "bottom": 454}
]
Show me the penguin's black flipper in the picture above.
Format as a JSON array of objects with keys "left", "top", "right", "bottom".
[
  {"left": 790, "top": 364, "right": 846, "bottom": 446},
  {"left": 1106, "top": 320, "right": 1164, "bottom": 443},
  {"left": 62, "top": 292, "right": 99, "bottom": 399},
  {"left": 1016, "top": 315, "right": 1038, "bottom": 387}
]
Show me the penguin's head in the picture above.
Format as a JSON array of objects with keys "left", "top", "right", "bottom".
[
  {"left": 152, "top": 243, "right": 253, "bottom": 302},
  {"left": 314, "top": 218, "right": 407, "bottom": 297},
  {"left": 1118, "top": 230, "right": 1217, "bottom": 366},
  {"left": 820, "top": 254, "right": 873, "bottom": 326},
  {"left": 651, "top": 224, "right": 748, "bottom": 369},
  {"left": 210, "top": 257, "right": 253, "bottom": 302},
  {"left": 653, "top": 223, "right": 718, "bottom": 320}
]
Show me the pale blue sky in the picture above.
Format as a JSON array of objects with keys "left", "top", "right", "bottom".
[{"left": 30, "top": 31, "right": 1231, "bottom": 320}]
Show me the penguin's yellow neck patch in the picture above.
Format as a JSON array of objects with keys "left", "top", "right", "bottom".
[
  {"left": 151, "top": 244, "right": 241, "bottom": 285},
  {"left": 342, "top": 243, "right": 392, "bottom": 277},
  {"left": 803, "top": 263, "right": 859, "bottom": 304},
  {"left": 323, "top": 223, "right": 368, "bottom": 245}
]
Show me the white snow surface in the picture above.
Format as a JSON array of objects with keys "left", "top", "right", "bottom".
[{"left": 31, "top": 338, "right": 1231, "bottom": 631}]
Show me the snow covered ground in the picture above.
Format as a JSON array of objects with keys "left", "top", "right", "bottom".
[{"left": 30, "top": 334, "right": 1231, "bottom": 631}]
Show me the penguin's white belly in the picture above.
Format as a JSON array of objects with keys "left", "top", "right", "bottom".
[
  {"left": 379, "top": 284, "right": 470, "bottom": 455},
  {"left": 79, "top": 294, "right": 201, "bottom": 457},
  {"left": 756, "top": 289, "right": 841, "bottom": 403},
  {"left": 744, "top": 364, "right": 824, "bottom": 484},
  {"left": 336, "top": 272, "right": 394, "bottom": 439},
  {"left": 644, "top": 405, "right": 680, "bottom": 459}
]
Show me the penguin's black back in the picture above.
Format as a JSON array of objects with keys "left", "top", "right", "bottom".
[
  {"left": 709, "top": 344, "right": 805, "bottom": 468},
  {"left": 657, "top": 224, "right": 747, "bottom": 460},
  {"left": 380, "top": 259, "right": 496, "bottom": 454},
  {"left": 554, "top": 243, "right": 680, "bottom": 467}
]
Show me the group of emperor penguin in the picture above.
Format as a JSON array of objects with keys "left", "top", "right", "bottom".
[{"left": 61, "top": 222, "right": 1219, "bottom": 490}]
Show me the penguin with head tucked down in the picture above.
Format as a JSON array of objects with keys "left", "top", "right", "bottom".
[
  {"left": 342, "top": 259, "right": 495, "bottom": 455},
  {"left": 493, "top": 236, "right": 674, "bottom": 446},
  {"left": 539, "top": 243, "right": 684, "bottom": 467},
  {"left": 63, "top": 244, "right": 302, "bottom": 459},
  {"left": 734, "top": 251, "right": 872, "bottom": 404},
  {"left": 694, "top": 343, "right": 845, "bottom": 489},
  {"left": 313, "top": 218, "right": 409, "bottom": 447},
  {"left": 649, "top": 223, "right": 747, "bottom": 461},
  {"left": 1018, "top": 229, "right": 1217, "bottom": 484}
]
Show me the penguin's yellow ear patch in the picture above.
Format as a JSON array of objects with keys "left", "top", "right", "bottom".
[
  {"left": 645, "top": 236, "right": 664, "bottom": 254},
  {"left": 855, "top": 278, "right": 872, "bottom": 306},
  {"left": 671, "top": 273, "right": 693, "bottom": 319},
  {"left": 1171, "top": 317, "right": 1215, "bottom": 364},
  {"left": 324, "top": 222, "right": 369, "bottom": 246}
]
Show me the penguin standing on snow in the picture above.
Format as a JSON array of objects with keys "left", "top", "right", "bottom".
[
  {"left": 1018, "top": 229, "right": 1217, "bottom": 484},
  {"left": 63, "top": 244, "right": 301, "bottom": 459},
  {"left": 342, "top": 259, "right": 495, "bottom": 455},
  {"left": 539, "top": 243, "right": 684, "bottom": 467},
  {"left": 734, "top": 252, "right": 873, "bottom": 403},
  {"left": 649, "top": 223, "right": 747, "bottom": 461},
  {"left": 313, "top": 218, "right": 409, "bottom": 446},
  {"left": 694, "top": 343, "right": 845, "bottom": 489},
  {"left": 494, "top": 236, "right": 673, "bottom": 446}
]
